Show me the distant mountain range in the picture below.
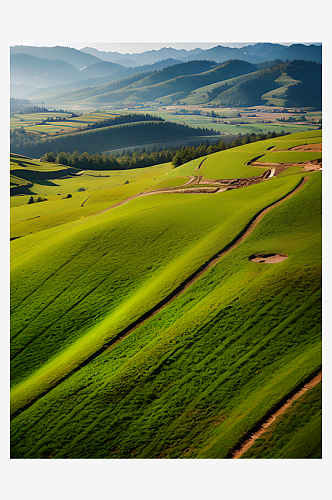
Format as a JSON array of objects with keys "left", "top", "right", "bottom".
[
  {"left": 10, "top": 44, "right": 322, "bottom": 109},
  {"left": 80, "top": 43, "right": 322, "bottom": 66},
  {"left": 10, "top": 45, "right": 102, "bottom": 68}
]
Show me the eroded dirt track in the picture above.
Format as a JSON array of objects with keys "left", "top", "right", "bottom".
[
  {"left": 270, "top": 143, "right": 322, "bottom": 152},
  {"left": 92, "top": 171, "right": 273, "bottom": 218},
  {"left": 230, "top": 371, "right": 322, "bottom": 459}
]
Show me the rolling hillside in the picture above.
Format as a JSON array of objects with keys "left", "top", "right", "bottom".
[
  {"left": 26, "top": 59, "right": 249, "bottom": 105},
  {"left": 25, "top": 59, "right": 321, "bottom": 110},
  {"left": 10, "top": 131, "right": 322, "bottom": 458},
  {"left": 183, "top": 61, "right": 321, "bottom": 108}
]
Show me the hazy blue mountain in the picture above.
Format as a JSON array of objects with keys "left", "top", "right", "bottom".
[
  {"left": 241, "top": 43, "right": 286, "bottom": 56},
  {"left": 10, "top": 45, "right": 102, "bottom": 68},
  {"left": 115, "top": 59, "right": 139, "bottom": 67},
  {"left": 78, "top": 61, "right": 126, "bottom": 78},
  {"left": 23, "top": 58, "right": 184, "bottom": 98},
  {"left": 80, "top": 43, "right": 322, "bottom": 67},
  {"left": 137, "top": 58, "right": 183, "bottom": 72},
  {"left": 183, "top": 45, "right": 263, "bottom": 64},
  {"left": 79, "top": 47, "right": 132, "bottom": 63},
  {"left": 263, "top": 43, "right": 322, "bottom": 63},
  {"left": 10, "top": 53, "right": 81, "bottom": 88},
  {"left": 10, "top": 82, "right": 37, "bottom": 98},
  {"left": 80, "top": 46, "right": 204, "bottom": 65}
]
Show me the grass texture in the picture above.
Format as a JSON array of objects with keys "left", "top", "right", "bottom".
[
  {"left": 10, "top": 131, "right": 321, "bottom": 458},
  {"left": 241, "top": 382, "right": 322, "bottom": 459}
]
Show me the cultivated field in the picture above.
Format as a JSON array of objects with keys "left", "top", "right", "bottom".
[
  {"left": 10, "top": 106, "right": 321, "bottom": 155},
  {"left": 110, "top": 105, "right": 322, "bottom": 139},
  {"left": 10, "top": 130, "right": 322, "bottom": 458},
  {"left": 10, "top": 111, "right": 118, "bottom": 135}
]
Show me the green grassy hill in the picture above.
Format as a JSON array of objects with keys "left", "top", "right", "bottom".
[
  {"left": 184, "top": 61, "right": 321, "bottom": 108},
  {"left": 10, "top": 131, "right": 322, "bottom": 458},
  {"left": 27, "top": 59, "right": 321, "bottom": 110}
]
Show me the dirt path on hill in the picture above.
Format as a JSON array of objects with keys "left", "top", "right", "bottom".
[
  {"left": 250, "top": 159, "right": 322, "bottom": 176},
  {"left": 91, "top": 176, "right": 200, "bottom": 216},
  {"left": 11, "top": 177, "right": 309, "bottom": 422},
  {"left": 95, "top": 175, "right": 308, "bottom": 353},
  {"left": 91, "top": 170, "right": 274, "bottom": 218},
  {"left": 250, "top": 162, "right": 293, "bottom": 176},
  {"left": 229, "top": 370, "right": 322, "bottom": 459},
  {"left": 270, "top": 143, "right": 322, "bottom": 152}
]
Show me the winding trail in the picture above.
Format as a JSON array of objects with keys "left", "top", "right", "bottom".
[
  {"left": 11, "top": 176, "right": 308, "bottom": 421},
  {"left": 229, "top": 370, "right": 322, "bottom": 459},
  {"left": 92, "top": 176, "right": 197, "bottom": 217},
  {"left": 106, "top": 176, "right": 308, "bottom": 347}
]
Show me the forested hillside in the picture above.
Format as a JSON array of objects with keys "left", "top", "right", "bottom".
[
  {"left": 24, "top": 59, "right": 321, "bottom": 110},
  {"left": 11, "top": 119, "right": 219, "bottom": 157}
]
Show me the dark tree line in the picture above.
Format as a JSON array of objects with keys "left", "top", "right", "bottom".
[
  {"left": 40, "top": 130, "right": 289, "bottom": 171},
  {"left": 80, "top": 113, "right": 164, "bottom": 131},
  {"left": 172, "top": 130, "right": 288, "bottom": 167},
  {"left": 41, "top": 148, "right": 181, "bottom": 170}
]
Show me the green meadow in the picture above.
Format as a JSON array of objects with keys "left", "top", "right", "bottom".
[
  {"left": 241, "top": 382, "right": 322, "bottom": 459},
  {"left": 10, "top": 130, "right": 322, "bottom": 458}
]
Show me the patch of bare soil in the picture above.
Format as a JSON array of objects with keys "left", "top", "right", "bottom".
[
  {"left": 250, "top": 158, "right": 322, "bottom": 176},
  {"left": 171, "top": 187, "right": 220, "bottom": 194},
  {"left": 211, "top": 170, "right": 272, "bottom": 190},
  {"left": 289, "top": 143, "right": 322, "bottom": 152},
  {"left": 249, "top": 253, "right": 288, "bottom": 263},
  {"left": 251, "top": 161, "right": 293, "bottom": 169},
  {"left": 301, "top": 159, "right": 322, "bottom": 171},
  {"left": 249, "top": 162, "right": 291, "bottom": 176},
  {"left": 269, "top": 143, "right": 322, "bottom": 152}
]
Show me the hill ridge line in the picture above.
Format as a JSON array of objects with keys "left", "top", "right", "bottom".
[{"left": 10, "top": 176, "right": 308, "bottom": 421}]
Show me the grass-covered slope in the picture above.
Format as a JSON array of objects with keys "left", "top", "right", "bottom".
[
  {"left": 10, "top": 171, "right": 321, "bottom": 458},
  {"left": 10, "top": 175, "right": 301, "bottom": 403},
  {"left": 184, "top": 61, "right": 321, "bottom": 109},
  {"left": 10, "top": 131, "right": 321, "bottom": 458},
  {"left": 187, "top": 129, "right": 322, "bottom": 179},
  {"left": 10, "top": 154, "right": 79, "bottom": 195},
  {"left": 241, "top": 381, "right": 322, "bottom": 459}
]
